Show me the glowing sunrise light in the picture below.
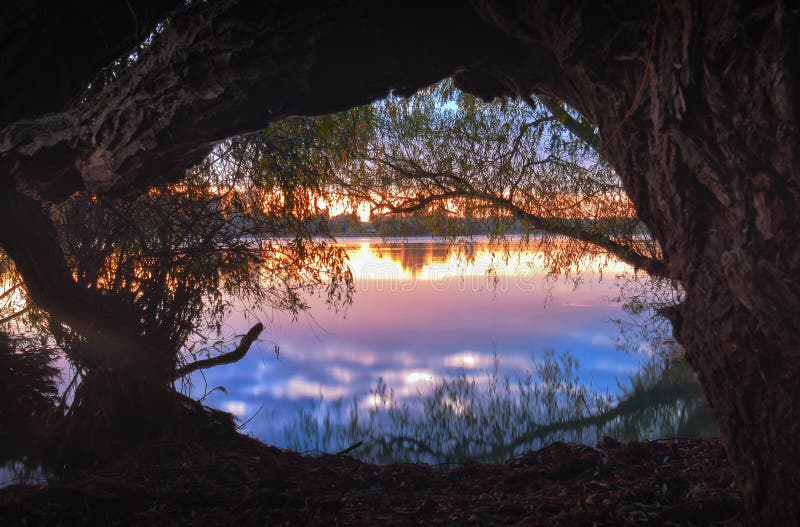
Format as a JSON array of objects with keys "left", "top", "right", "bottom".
[
  {"left": 345, "top": 241, "right": 413, "bottom": 281},
  {"left": 0, "top": 277, "right": 27, "bottom": 314},
  {"left": 341, "top": 239, "right": 636, "bottom": 283},
  {"left": 316, "top": 196, "right": 372, "bottom": 222},
  {"left": 443, "top": 352, "right": 485, "bottom": 369},
  {"left": 404, "top": 371, "right": 434, "bottom": 384},
  {"left": 417, "top": 250, "right": 539, "bottom": 279}
]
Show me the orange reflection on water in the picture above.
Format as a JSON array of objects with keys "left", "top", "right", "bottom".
[
  {"left": 341, "top": 237, "right": 633, "bottom": 283},
  {"left": 185, "top": 237, "right": 681, "bottom": 451}
]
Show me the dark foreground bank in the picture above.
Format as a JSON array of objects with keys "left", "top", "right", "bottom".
[{"left": 0, "top": 435, "right": 741, "bottom": 526}]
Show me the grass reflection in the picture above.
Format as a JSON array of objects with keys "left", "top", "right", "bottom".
[{"left": 283, "top": 351, "right": 716, "bottom": 465}]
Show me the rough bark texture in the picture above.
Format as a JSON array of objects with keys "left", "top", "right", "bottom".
[
  {"left": 459, "top": 2, "right": 800, "bottom": 523},
  {"left": 0, "top": 0, "right": 518, "bottom": 201},
  {"left": 1, "top": 1, "right": 798, "bottom": 523}
]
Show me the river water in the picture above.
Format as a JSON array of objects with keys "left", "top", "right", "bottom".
[{"left": 186, "top": 237, "right": 716, "bottom": 464}]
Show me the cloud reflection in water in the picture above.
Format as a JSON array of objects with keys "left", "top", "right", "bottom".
[{"left": 189, "top": 238, "right": 649, "bottom": 447}]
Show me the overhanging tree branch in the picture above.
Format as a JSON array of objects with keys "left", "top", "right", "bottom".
[
  {"left": 0, "top": 306, "right": 31, "bottom": 326},
  {"left": 0, "top": 282, "right": 22, "bottom": 302},
  {"left": 0, "top": 0, "right": 522, "bottom": 202},
  {"left": 174, "top": 323, "right": 264, "bottom": 380},
  {"left": 358, "top": 165, "right": 668, "bottom": 278},
  {"left": 524, "top": 94, "right": 602, "bottom": 152}
]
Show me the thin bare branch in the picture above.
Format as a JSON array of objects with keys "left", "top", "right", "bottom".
[{"left": 174, "top": 323, "right": 264, "bottom": 379}]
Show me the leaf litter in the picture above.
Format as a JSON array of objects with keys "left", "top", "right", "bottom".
[{"left": 0, "top": 435, "right": 742, "bottom": 526}]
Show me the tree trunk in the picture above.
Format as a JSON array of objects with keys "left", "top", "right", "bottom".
[
  {"left": 0, "top": 186, "right": 203, "bottom": 466},
  {"left": 0, "top": 184, "right": 175, "bottom": 385},
  {"left": 679, "top": 273, "right": 800, "bottom": 523},
  {"left": 463, "top": 2, "right": 800, "bottom": 522},
  {"left": 617, "top": 7, "right": 800, "bottom": 521},
  {"left": 0, "top": 0, "right": 517, "bottom": 202}
]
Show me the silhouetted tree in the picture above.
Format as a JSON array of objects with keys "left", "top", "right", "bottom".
[{"left": 1, "top": 2, "right": 797, "bottom": 521}]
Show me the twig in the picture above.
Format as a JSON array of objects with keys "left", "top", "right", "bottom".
[
  {"left": 0, "top": 305, "right": 31, "bottom": 325},
  {"left": 0, "top": 281, "right": 22, "bottom": 302},
  {"left": 336, "top": 441, "right": 364, "bottom": 456},
  {"left": 236, "top": 404, "right": 264, "bottom": 431}
]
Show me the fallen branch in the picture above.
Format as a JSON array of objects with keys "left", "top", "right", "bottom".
[{"left": 174, "top": 323, "right": 264, "bottom": 380}]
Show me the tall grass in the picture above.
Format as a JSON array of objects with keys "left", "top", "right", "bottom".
[{"left": 283, "top": 350, "right": 714, "bottom": 464}]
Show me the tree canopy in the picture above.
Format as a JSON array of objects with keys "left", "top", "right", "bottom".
[
  {"left": 248, "top": 80, "right": 668, "bottom": 279},
  {"left": 51, "top": 142, "right": 353, "bottom": 377}
]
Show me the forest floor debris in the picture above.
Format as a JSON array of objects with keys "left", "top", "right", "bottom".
[{"left": 0, "top": 435, "right": 742, "bottom": 526}]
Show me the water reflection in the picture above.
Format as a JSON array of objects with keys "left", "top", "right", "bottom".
[
  {"left": 190, "top": 238, "right": 716, "bottom": 461},
  {"left": 345, "top": 237, "right": 631, "bottom": 286},
  {"left": 284, "top": 353, "right": 714, "bottom": 465}
]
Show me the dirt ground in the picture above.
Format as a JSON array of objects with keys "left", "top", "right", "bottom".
[{"left": 0, "top": 435, "right": 742, "bottom": 526}]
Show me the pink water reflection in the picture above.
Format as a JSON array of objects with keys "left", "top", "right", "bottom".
[{"left": 190, "top": 238, "right": 640, "bottom": 442}]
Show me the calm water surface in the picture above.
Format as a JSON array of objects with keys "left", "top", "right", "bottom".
[
  {"left": 1, "top": 238, "right": 714, "bottom": 486},
  {"left": 187, "top": 238, "right": 715, "bottom": 463}
]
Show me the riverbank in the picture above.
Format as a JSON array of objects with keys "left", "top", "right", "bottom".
[{"left": 0, "top": 434, "right": 741, "bottom": 526}]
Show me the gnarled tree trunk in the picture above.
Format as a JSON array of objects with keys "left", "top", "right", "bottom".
[
  {"left": 460, "top": 2, "right": 800, "bottom": 522},
  {"left": 0, "top": 186, "right": 173, "bottom": 380}
]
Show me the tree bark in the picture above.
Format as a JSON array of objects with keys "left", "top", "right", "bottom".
[
  {"left": 0, "top": 0, "right": 519, "bottom": 202},
  {"left": 462, "top": 1, "right": 800, "bottom": 522},
  {"left": 1, "top": 0, "right": 799, "bottom": 522}
]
